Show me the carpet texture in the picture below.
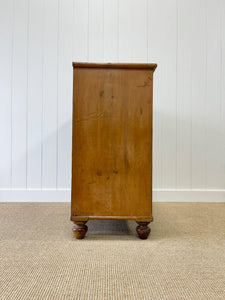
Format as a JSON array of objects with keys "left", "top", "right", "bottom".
[{"left": 0, "top": 203, "right": 225, "bottom": 299}]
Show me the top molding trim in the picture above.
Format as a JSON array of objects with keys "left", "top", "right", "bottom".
[{"left": 72, "top": 62, "right": 157, "bottom": 71}]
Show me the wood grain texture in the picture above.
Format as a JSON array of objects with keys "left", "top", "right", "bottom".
[{"left": 71, "top": 64, "right": 156, "bottom": 221}]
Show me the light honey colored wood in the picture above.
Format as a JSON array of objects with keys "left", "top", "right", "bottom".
[{"left": 71, "top": 63, "right": 157, "bottom": 239}]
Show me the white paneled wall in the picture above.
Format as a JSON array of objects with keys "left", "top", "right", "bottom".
[{"left": 0, "top": 0, "right": 224, "bottom": 202}]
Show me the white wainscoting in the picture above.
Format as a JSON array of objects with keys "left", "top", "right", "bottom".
[
  {"left": 0, "top": 0, "right": 224, "bottom": 202},
  {"left": 0, "top": 189, "right": 224, "bottom": 203}
]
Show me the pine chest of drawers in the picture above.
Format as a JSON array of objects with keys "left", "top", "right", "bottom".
[{"left": 71, "top": 63, "right": 157, "bottom": 239}]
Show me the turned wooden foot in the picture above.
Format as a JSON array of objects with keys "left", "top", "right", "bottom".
[
  {"left": 72, "top": 221, "right": 88, "bottom": 239},
  {"left": 136, "top": 222, "right": 151, "bottom": 239}
]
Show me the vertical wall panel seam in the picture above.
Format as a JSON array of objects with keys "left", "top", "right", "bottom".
[
  {"left": 56, "top": 0, "right": 60, "bottom": 189},
  {"left": 146, "top": 0, "right": 148, "bottom": 62},
  {"left": 219, "top": 0, "right": 222, "bottom": 130},
  {"left": 204, "top": 0, "right": 208, "bottom": 190},
  {"left": 10, "top": 0, "right": 15, "bottom": 189},
  {"left": 102, "top": 0, "right": 104, "bottom": 61},
  {"left": 117, "top": 0, "right": 119, "bottom": 62},
  {"left": 131, "top": 0, "right": 134, "bottom": 62},
  {"left": 26, "top": 0, "right": 30, "bottom": 189},
  {"left": 175, "top": 0, "right": 178, "bottom": 190},
  {"left": 190, "top": 59, "right": 193, "bottom": 190},
  {"left": 87, "top": 0, "right": 89, "bottom": 61},
  {"left": 221, "top": 1, "right": 225, "bottom": 157},
  {"left": 219, "top": 0, "right": 224, "bottom": 188},
  {"left": 159, "top": 1, "right": 163, "bottom": 188},
  {"left": 72, "top": 0, "right": 74, "bottom": 58},
  {"left": 41, "top": 0, "right": 45, "bottom": 189},
  {"left": 190, "top": 6, "right": 193, "bottom": 191}
]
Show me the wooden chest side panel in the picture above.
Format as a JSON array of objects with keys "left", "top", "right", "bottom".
[{"left": 71, "top": 68, "right": 153, "bottom": 218}]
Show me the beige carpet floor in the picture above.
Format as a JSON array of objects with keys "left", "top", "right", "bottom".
[{"left": 0, "top": 203, "right": 225, "bottom": 300}]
